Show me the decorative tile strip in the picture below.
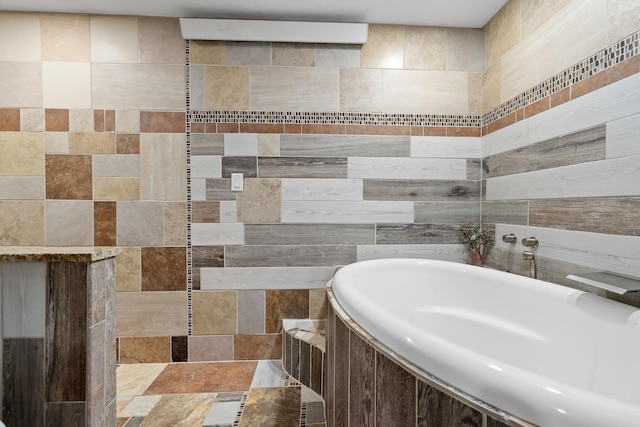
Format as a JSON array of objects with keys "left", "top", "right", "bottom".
[
  {"left": 483, "top": 30, "right": 640, "bottom": 126},
  {"left": 187, "top": 110, "right": 482, "bottom": 128}
]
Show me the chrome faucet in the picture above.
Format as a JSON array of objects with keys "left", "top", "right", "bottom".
[
  {"left": 522, "top": 237, "right": 539, "bottom": 248},
  {"left": 502, "top": 234, "right": 517, "bottom": 243},
  {"left": 523, "top": 250, "right": 537, "bottom": 279}
]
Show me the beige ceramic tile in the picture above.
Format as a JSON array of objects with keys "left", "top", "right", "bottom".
[
  {"left": 521, "top": 0, "right": 571, "bottom": 39},
  {"left": 45, "top": 200, "right": 94, "bottom": 246},
  {"left": 250, "top": 66, "right": 340, "bottom": 112},
  {"left": 258, "top": 134, "right": 280, "bottom": 156},
  {"left": 69, "top": 132, "right": 115, "bottom": 154},
  {"left": 44, "top": 133, "right": 69, "bottom": 154},
  {"left": 0, "top": 13, "right": 41, "bottom": 62},
  {"left": 90, "top": 15, "right": 138, "bottom": 63},
  {"left": 382, "top": 69, "right": 468, "bottom": 114},
  {"left": 0, "top": 132, "right": 44, "bottom": 176},
  {"left": 237, "top": 178, "right": 281, "bottom": 223},
  {"left": 339, "top": 68, "right": 383, "bottom": 112},
  {"left": 116, "top": 292, "right": 188, "bottom": 336},
  {"left": 0, "top": 62, "right": 42, "bottom": 108},
  {"left": 20, "top": 108, "right": 44, "bottom": 132},
  {"left": 116, "top": 363, "right": 167, "bottom": 396},
  {"left": 140, "top": 133, "right": 187, "bottom": 201},
  {"left": 500, "top": 0, "right": 607, "bottom": 101},
  {"left": 360, "top": 24, "right": 405, "bottom": 69},
  {"left": 116, "top": 201, "right": 164, "bottom": 246},
  {"left": 226, "top": 41, "right": 271, "bottom": 65},
  {"left": 309, "top": 289, "right": 328, "bottom": 319},
  {"left": 468, "top": 73, "right": 483, "bottom": 115},
  {"left": 139, "top": 17, "right": 185, "bottom": 64},
  {"left": 191, "top": 290, "right": 237, "bottom": 335},
  {"left": 272, "top": 43, "right": 316, "bottom": 66},
  {"left": 118, "top": 395, "right": 163, "bottom": 418},
  {"left": 116, "top": 110, "right": 140, "bottom": 133},
  {"left": 607, "top": 0, "right": 640, "bottom": 44},
  {"left": 164, "top": 201, "right": 187, "bottom": 246},
  {"left": 204, "top": 66, "right": 249, "bottom": 110},
  {"left": 190, "top": 40, "right": 226, "bottom": 65},
  {"left": 0, "top": 201, "right": 45, "bottom": 245},
  {"left": 69, "top": 109, "right": 94, "bottom": 132},
  {"left": 447, "top": 28, "right": 485, "bottom": 72},
  {"left": 42, "top": 62, "right": 92, "bottom": 108},
  {"left": 482, "top": 60, "right": 502, "bottom": 112},
  {"left": 41, "top": 14, "right": 90, "bottom": 62},
  {"left": 404, "top": 26, "right": 446, "bottom": 70},
  {"left": 92, "top": 63, "right": 185, "bottom": 110},
  {"left": 94, "top": 177, "right": 140, "bottom": 201},
  {"left": 140, "top": 393, "right": 216, "bottom": 426},
  {"left": 485, "top": 0, "right": 521, "bottom": 67},
  {"left": 188, "top": 335, "right": 234, "bottom": 361},
  {"left": 116, "top": 247, "right": 142, "bottom": 292},
  {"left": 0, "top": 177, "right": 44, "bottom": 200}
]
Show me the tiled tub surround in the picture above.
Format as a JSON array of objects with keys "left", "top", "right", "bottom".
[
  {"left": 325, "top": 290, "right": 516, "bottom": 427},
  {"left": 0, "top": 246, "right": 120, "bottom": 427},
  {"left": 282, "top": 319, "right": 326, "bottom": 400}
]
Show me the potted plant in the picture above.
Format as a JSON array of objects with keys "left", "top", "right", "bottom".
[{"left": 459, "top": 222, "right": 494, "bottom": 266}]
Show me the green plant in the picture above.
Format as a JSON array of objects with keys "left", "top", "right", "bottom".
[{"left": 459, "top": 222, "right": 494, "bottom": 252}]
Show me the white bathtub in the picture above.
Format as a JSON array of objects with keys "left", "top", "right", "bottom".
[{"left": 331, "top": 258, "right": 640, "bottom": 427}]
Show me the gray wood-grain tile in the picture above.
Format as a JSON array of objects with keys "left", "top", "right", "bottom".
[
  {"left": 222, "top": 156, "right": 257, "bottom": 178},
  {"left": 376, "top": 223, "right": 459, "bottom": 244},
  {"left": 225, "top": 245, "right": 356, "bottom": 267},
  {"left": 244, "top": 224, "right": 375, "bottom": 245},
  {"left": 280, "top": 134, "right": 410, "bottom": 157},
  {"left": 376, "top": 351, "right": 416, "bottom": 427},
  {"left": 363, "top": 179, "right": 480, "bottom": 201},
  {"left": 483, "top": 125, "right": 606, "bottom": 178},
  {"left": 205, "top": 178, "right": 236, "bottom": 201},
  {"left": 482, "top": 200, "right": 529, "bottom": 225},
  {"left": 191, "top": 133, "right": 224, "bottom": 155},
  {"left": 417, "top": 380, "right": 482, "bottom": 427},
  {"left": 349, "top": 330, "right": 375, "bottom": 427},
  {"left": 258, "top": 157, "right": 347, "bottom": 178},
  {"left": 414, "top": 201, "right": 480, "bottom": 223}
]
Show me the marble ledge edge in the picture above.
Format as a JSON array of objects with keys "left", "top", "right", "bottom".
[{"left": 0, "top": 246, "right": 122, "bottom": 263}]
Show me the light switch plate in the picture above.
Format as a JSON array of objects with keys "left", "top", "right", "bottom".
[{"left": 231, "top": 173, "right": 243, "bottom": 192}]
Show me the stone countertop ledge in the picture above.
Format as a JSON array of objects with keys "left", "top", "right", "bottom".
[{"left": 0, "top": 246, "right": 122, "bottom": 263}]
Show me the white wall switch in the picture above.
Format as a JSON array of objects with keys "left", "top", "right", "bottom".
[{"left": 231, "top": 173, "right": 244, "bottom": 192}]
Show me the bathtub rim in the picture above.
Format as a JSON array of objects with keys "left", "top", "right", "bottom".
[{"left": 326, "top": 280, "right": 535, "bottom": 427}]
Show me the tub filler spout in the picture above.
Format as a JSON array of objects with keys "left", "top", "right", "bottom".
[{"left": 523, "top": 250, "right": 537, "bottom": 279}]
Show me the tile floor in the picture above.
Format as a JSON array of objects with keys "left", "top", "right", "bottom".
[{"left": 116, "top": 360, "right": 326, "bottom": 427}]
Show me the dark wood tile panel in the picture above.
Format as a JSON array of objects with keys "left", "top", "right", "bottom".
[
  {"left": 46, "top": 262, "right": 88, "bottom": 402},
  {"left": 3, "top": 338, "right": 45, "bottom": 427},
  {"left": 334, "top": 316, "right": 350, "bottom": 427},
  {"left": 417, "top": 380, "right": 482, "bottom": 427},
  {"left": 349, "top": 330, "right": 375, "bottom": 427},
  {"left": 376, "top": 351, "right": 416, "bottom": 427}
]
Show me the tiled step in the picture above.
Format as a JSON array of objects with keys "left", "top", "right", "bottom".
[{"left": 282, "top": 319, "right": 326, "bottom": 400}]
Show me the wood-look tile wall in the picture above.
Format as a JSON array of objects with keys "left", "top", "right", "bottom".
[{"left": 483, "top": 71, "right": 640, "bottom": 308}]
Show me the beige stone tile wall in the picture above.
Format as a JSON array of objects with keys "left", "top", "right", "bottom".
[
  {"left": 0, "top": 12, "right": 187, "bottom": 364},
  {"left": 483, "top": 0, "right": 640, "bottom": 109}
]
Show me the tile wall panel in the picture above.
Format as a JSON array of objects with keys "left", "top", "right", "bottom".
[{"left": 2, "top": 10, "right": 639, "bottom": 367}]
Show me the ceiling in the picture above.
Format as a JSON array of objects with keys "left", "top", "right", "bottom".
[{"left": 0, "top": 0, "right": 509, "bottom": 28}]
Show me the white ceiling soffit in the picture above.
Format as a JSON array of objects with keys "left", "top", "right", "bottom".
[
  {"left": 180, "top": 19, "right": 369, "bottom": 43},
  {"left": 0, "top": 0, "right": 509, "bottom": 28}
]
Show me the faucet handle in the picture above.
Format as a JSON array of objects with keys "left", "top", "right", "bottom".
[
  {"left": 501, "top": 234, "right": 517, "bottom": 243},
  {"left": 522, "top": 237, "right": 539, "bottom": 248}
]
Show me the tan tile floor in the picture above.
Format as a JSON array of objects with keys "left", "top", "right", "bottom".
[{"left": 116, "top": 360, "right": 326, "bottom": 427}]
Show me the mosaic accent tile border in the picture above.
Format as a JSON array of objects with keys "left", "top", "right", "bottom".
[
  {"left": 483, "top": 30, "right": 640, "bottom": 125},
  {"left": 188, "top": 110, "right": 482, "bottom": 127},
  {"left": 185, "top": 38, "right": 193, "bottom": 336}
]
